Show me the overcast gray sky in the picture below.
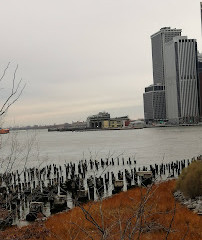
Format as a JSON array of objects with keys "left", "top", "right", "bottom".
[{"left": 0, "top": 0, "right": 201, "bottom": 126}]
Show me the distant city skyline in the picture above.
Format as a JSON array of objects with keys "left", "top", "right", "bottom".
[
  {"left": 0, "top": 0, "right": 201, "bottom": 126},
  {"left": 143, "top": 27, "right": 183, "bottom": 123}
]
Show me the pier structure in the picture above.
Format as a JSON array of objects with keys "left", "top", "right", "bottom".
[{"left": 0, "top": 154, "right": 201, "bottom": 228}]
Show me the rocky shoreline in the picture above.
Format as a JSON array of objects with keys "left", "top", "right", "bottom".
[{"left": 174, "top": 190, "right": 202, "bottom": 215}]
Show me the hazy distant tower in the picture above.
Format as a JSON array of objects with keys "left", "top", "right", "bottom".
[{"left": 151, "top": 27, "right": 182, "bottom": 85}]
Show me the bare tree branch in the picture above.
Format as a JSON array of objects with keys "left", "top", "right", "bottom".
[
  {"left": 181, "top": 222, "right": 189, "bottom": 240},
  {"left": 0, "top": 63, "right": 10, "bottom": 82},
  {"left": 165, "top": 201, "right": 177, "bottom": 240},
  {"left": 0, "top": 63, "right": 25, "bottom": 117}
]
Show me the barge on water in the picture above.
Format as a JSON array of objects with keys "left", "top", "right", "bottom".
[{"left": 0, "top": 128, "right": 9, "bottom": 134}]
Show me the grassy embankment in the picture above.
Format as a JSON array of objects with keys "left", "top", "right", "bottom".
[{"left": 0, "top": 180, "right": 201, "bottom": 240}]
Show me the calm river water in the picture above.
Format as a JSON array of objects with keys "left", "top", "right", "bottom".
[{"left": 1, "top": 126, "right": 202, "bottom": 171}]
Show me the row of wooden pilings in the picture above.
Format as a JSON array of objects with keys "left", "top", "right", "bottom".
[{"left": 0, "top": 155, "right": 201, "bottom": 226}]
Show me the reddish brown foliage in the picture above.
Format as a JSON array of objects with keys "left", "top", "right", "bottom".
[{"left": 0, "top": 180, "right": 201, "bottom": 240}]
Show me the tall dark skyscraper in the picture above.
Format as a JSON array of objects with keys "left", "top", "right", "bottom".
[
  {"left": 143, "top": 27, "right": 181, "bottom": 123},
  {"left": 164, "top": 37, "right": 199, "bottom": 124},
  {"left": 200, "top": 2, "right": 202, "bottom": 35},
  {"left": 197, "top": 53, "right": 202, "bottom": 120},
  {"left": 143, "top": 84, "right": 166, "bottom": 123},
  {"left": 151, "top": 27, "right": 182, "bottom": 85},
  {"left": 198, "top": 3, "right": 202, "bottom": 120}
]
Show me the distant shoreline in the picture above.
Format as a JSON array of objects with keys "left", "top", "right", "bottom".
[{"left": 9, "top": 123, "right": 202, "bottom": 132}]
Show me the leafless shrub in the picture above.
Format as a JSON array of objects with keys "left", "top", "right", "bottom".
[{"left": 176, "top": 161, "right": 202, "bottom": 198}]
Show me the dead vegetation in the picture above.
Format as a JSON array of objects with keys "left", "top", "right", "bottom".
[
  {"left": 0, "top": 180, "right": 201, "bottom": 240},
  {"left": 176, "top": 160, "right": 202, "bottom": 199}
]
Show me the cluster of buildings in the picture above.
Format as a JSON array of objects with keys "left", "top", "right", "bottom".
[
  {"left": 143, "top": 23, "right": 202, "bottom": 125},
  {"left": 14, "top": 112, "right": 145, "bottom": 131},
  {"left": 86, "top": 112, "right": 145, "bottom": 129},
  {"left": 47, "top": 112, "right": 144, "bottom": 131},
  {"left": 62, "top": 112, "right": 144, "bottom": 130}
]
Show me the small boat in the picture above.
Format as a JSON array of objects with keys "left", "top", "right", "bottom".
[
  {"left": 128, "top": 120, "right": 145, "bottom": 129},
  {"left": 0, "top": 128, "right": 9, "bottom": 134}
]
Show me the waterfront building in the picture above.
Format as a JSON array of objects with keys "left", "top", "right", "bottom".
[
  {"left": 113, "top": 116, "right": 130, "bottom": 128},
  {"left": 143, "top": 84, "right": 166, "bottom": 124},
  {"left": 103, "top": 119, "right": 123, "bottom": 129},
  {"left": 87, "top": 112, "right": 110, "bottom": 128},
  {"left": 164, "top": 36, "right": 199, "bottom": 124},
  {"left": 102, "top": 116, "right": 129, "bottom": 129}
]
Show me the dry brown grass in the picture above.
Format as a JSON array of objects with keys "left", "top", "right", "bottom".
[{"left": 0, "top": 180, "right": 201, "bottom": 240}]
